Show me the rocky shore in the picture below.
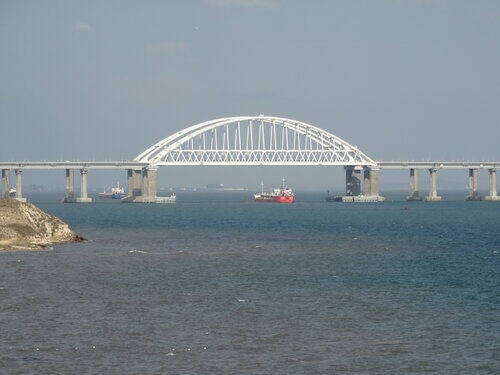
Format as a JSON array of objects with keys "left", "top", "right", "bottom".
[{"left": 0, "top": 198, "right": 85, "bottom": 251}]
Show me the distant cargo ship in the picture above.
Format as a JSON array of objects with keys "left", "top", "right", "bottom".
[
  {"left": 254, "top": 179, "right": 295, "bottom": 203},
  {"left": 98, "top": 182, "right": 126, "bottom": 199}
]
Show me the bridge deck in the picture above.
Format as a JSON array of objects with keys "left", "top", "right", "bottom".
[
  {"left": 378, "top": 161, "right": 499, "bottom": 169},
  {"left": 0, "top": 161, "right": 149, "bottom": 170},
  {"left": 1, "top": 161, "right": 498, "bottom": 170}
]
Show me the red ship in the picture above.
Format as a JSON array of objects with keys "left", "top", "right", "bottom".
[{"left": 254, "top": 179, "right": 295, "bottom": 203}]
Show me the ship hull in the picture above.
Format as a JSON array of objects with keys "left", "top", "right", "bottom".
[
  {"left": 254, "top": 195, "right": 294, "bottom": 203},
  {"left": 99, "top": 192, "right": 126, "bottom": 199}
]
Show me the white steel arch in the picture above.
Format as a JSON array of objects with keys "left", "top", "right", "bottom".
[{"left": 135, "top": 115, "right": 377, "bottom": 166}]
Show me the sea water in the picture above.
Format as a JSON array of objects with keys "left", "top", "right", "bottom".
[{"left": 0, "top": 191, "right": 499, "bottom": 374}]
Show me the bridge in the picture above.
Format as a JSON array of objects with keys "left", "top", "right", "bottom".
[{"left": 1, "top": 115, "right": 499, "bottom": 202}]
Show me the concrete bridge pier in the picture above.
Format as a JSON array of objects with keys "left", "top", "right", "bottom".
[
  {"left": 64, "top": 169, "right": 74, "bottom": 201},
  {"left": 345, "top": 166, "right": 362, "bottom": 196},
  {"left": 466, "top": 168, "right": 481, "bottom": 201},
  {"left": 337, "top": 166, "right": 384, "bottom": 202},
  {"left": 363, "top": 167, "right": 384, "bottom": 201},
  {"left": 485, "top": 168, "right": 500, "bottom": 201},
  {"left": 407, "top": 168, "right": 422, "bottom": 201},
  {"left": 132, "top": 169, "right": 143, "bottom": 197},
  {"left": 14, "top": 169, "right": 27, "bottom": 202},
  {"left": 425, "top": 168, "right": 442, "bottom": 201},
  {"left": 63, "top": 168, "right": 92, "bottom": 203},
  {"left": 363, "top": 168, "right": 372, "bottom": 196},
  {"left": 122, "top": 167, "right": 158, "bottom": 203},
  {"left": 122, "top": 169, "right": 143, "bottom": 202},
  {"left": 77, "top": 168, "right": 92, "bottom": 203},
  {"left": 126, "top": 169, "right": 134, "bottom": 197},
  {"left": 2, "top": 169, "right": 10, "bottom": 198},
  {"left": 141, "top": 166, "right": 158, "bottom": 203}
]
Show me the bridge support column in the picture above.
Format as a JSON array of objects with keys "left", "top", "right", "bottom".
[
  {"left": 63, "top": 168, "right": 91, "bottom": 203},
  {"left": 123, "top": 169, "right": 140, "bottom": 202},
  {"left": 76, "top": 168, "right": 92, "bottom": 203},
  {"left": 425, "top": 168, "right": 442, "bottom": 201},
  {"left": 141, "top": 166, "right": 158, "bottom": 203},
  {"left": 63, "top": 169, "right": 75, "bottom": 203},
  {"left": 2, "top": 169, "right": 10, "bottom": 198},
  {"left": 126, "top": 169, "right": 133, "bottom": 197},
  {"left": 132, "top": 169, "right": 143, "bottom": 197},
  {"left": 363, "top": 168, "right": 371, "bottom": 196},
  {"left": 363, "top": 167, "right": 385, "bottom": 201},
  {"left": 338, "top": 166, "right": 383, "bottom": 202},
  {"left": 407, "top": 168, "right": 422, "bottom": 201},
  {"left": 485, "top": 168, "right": 500, "bottom": 201},
  {"left": 123, "top": 168, "right": 157, "bottom": 203},
  {"left": 14, "top": 169, "right": 27, "bottom": 202},
  {"left": 466, "top": 168, "right": 481, "bottom": 201},
  {"left": 345, "top": 166, "right": 362, "bottom": 196}
]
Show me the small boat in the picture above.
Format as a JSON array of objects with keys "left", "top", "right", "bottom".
[
  {"left": 8, "top": 188, "right": 16, "bottom": 198},
  {"left": 254, "top": 178, "right": 295, "bottom": 203},
  {"left": 325, "top": 191, "right": 342, "bottom": 202},
  {"left": 325, "top": 195, "right": 342, "bottom": 202},
  {"left": 98, "top": 182, "right": 126, "bottom": 199}
]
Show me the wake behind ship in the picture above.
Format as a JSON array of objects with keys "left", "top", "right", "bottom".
[{"left": 254, "top": 179, "right": 295, "bottom": 203}]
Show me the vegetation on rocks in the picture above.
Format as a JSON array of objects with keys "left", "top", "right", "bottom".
[{"left": 0, "top": 198, "right": 85, "bottom": 251}]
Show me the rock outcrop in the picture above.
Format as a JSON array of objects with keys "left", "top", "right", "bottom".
[{"left": 0, "top": 199, "right": 85, "bottom": 251}]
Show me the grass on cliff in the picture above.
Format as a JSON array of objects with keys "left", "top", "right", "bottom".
[{"left": 6, "top": 223, "right": 37, "bottom": 237}]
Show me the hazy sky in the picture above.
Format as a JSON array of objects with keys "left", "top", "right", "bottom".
[{"left": 1, "top": 0, "right": 499, "bottom": 190}]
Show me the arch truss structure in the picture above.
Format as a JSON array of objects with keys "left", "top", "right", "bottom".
[{"left": 135, "top": 116, "right": 376, "bottom": 167}]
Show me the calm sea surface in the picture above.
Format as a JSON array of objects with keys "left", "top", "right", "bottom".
[{"left": 1, "top": 191, "right": 499, "bottom": 374}]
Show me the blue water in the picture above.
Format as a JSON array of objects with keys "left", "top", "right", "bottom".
[{"left": 1, "top": 191, "right": 499, "bottom": 374}]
